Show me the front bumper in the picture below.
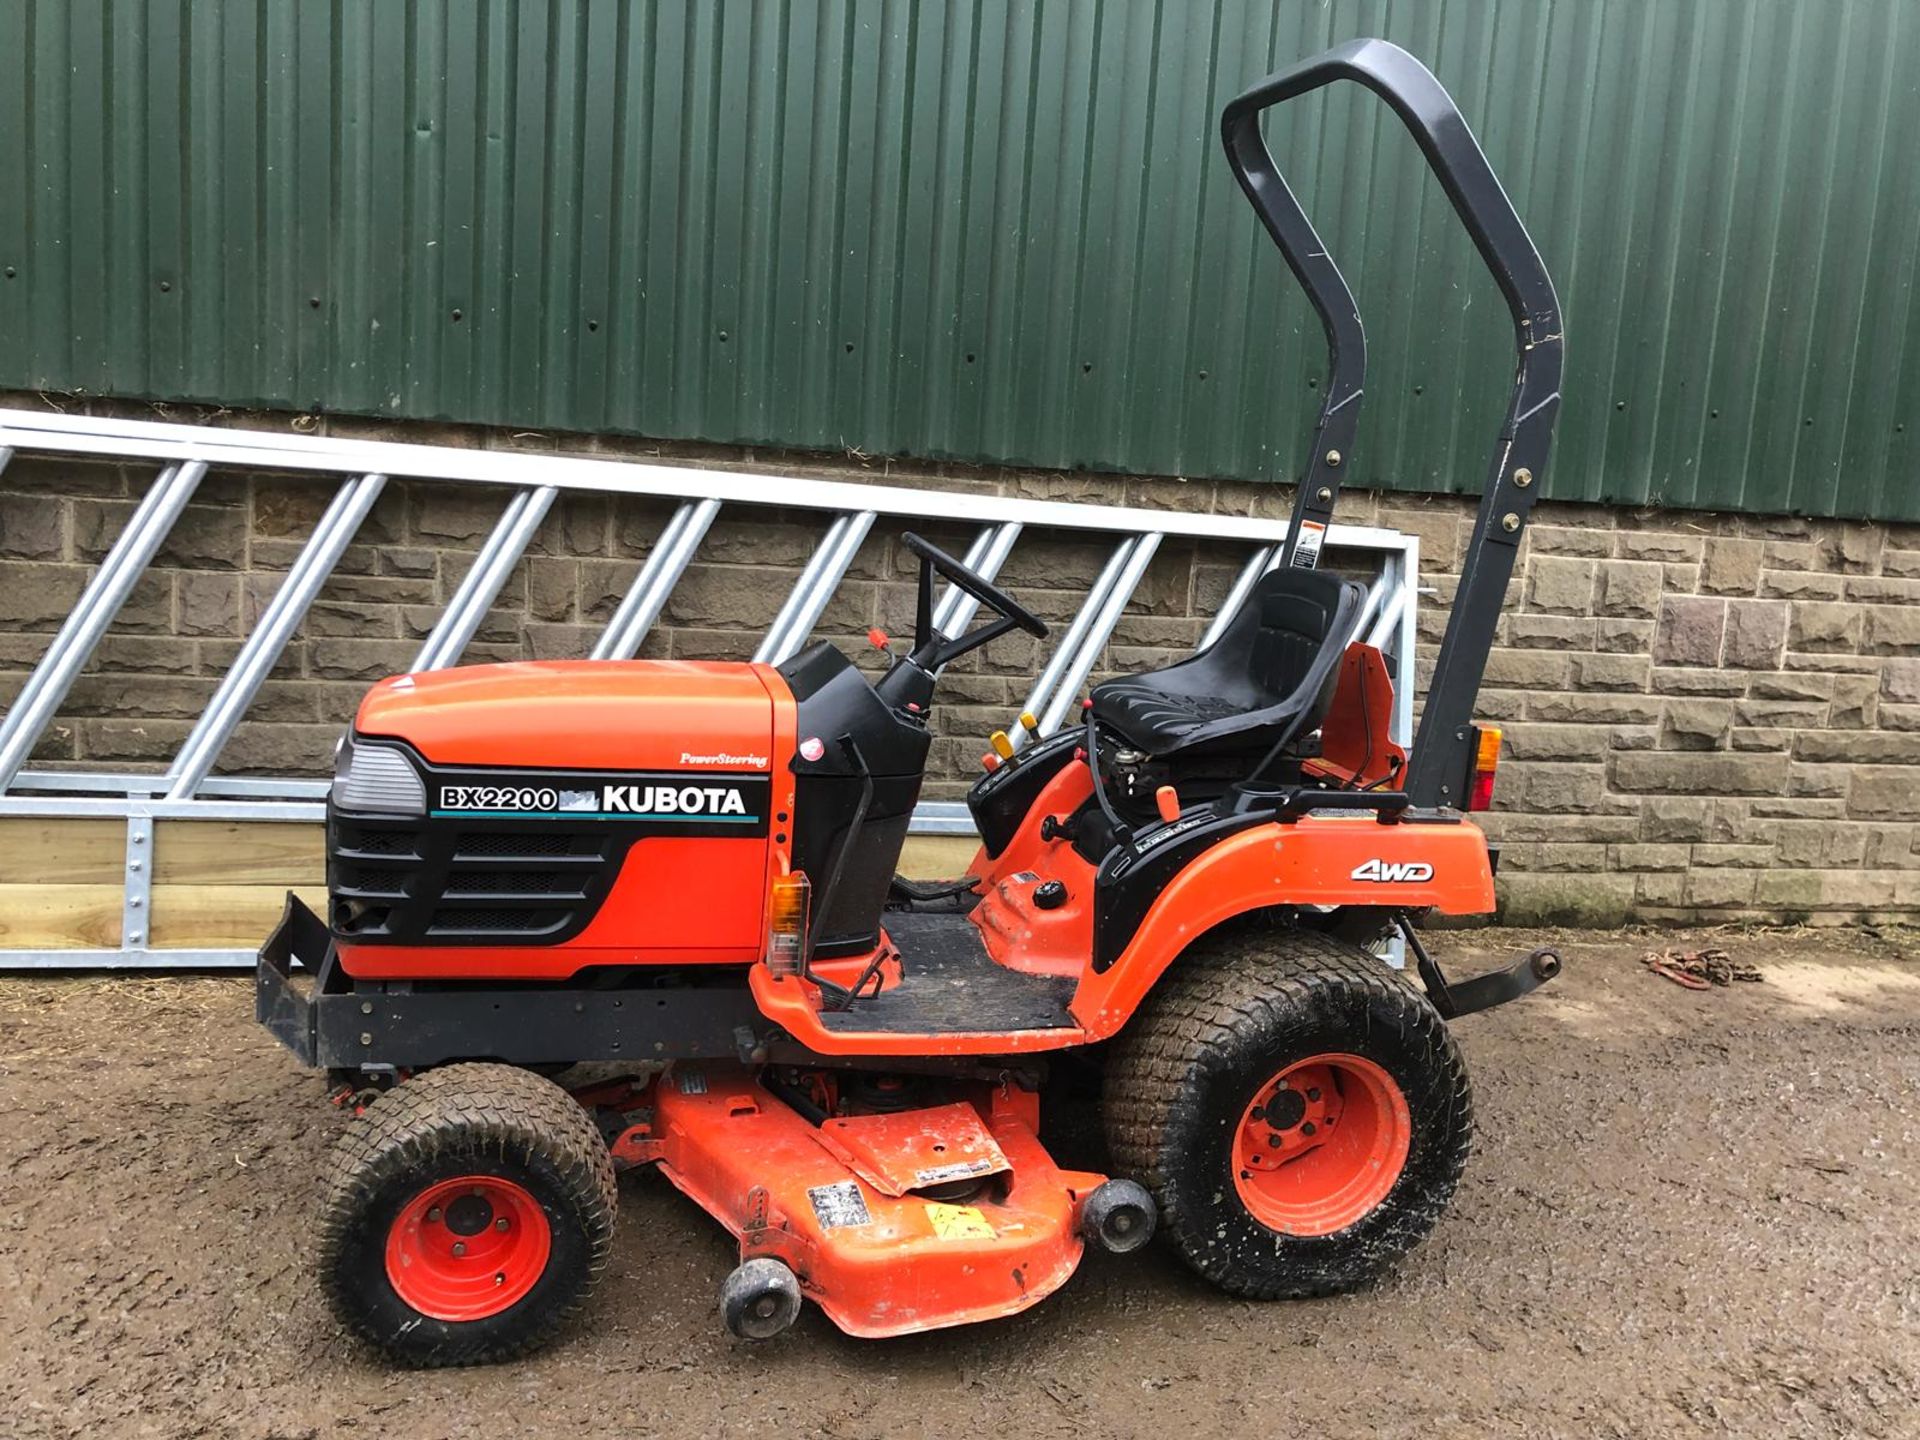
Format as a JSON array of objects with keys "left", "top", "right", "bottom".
[
  {"left": 255, "top": 892, "right": 334, "bottom": 1066},
  {"left": 255, "top": 891, "right": 768, "bottom": 1072}
]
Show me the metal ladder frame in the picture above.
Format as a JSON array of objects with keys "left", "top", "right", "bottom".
[{"left": 0, "top": 406, "right": 1419, "bottom": 969}]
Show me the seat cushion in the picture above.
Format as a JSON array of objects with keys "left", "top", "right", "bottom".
[
  {"left": 1090, "top": 567, "right": 1366, "bottom": 758},
  {"left": 1090, "top": 682, "right": 1248, "bottom": 753}
]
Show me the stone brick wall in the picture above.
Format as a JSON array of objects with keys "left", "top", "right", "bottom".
[{"left": 2, "top": 404, "right": 1915, "bottom": 926}]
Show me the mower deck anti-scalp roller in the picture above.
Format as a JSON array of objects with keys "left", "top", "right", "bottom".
[{"left": 257, "top": 37, "right": 1568, "bottom": 1366}]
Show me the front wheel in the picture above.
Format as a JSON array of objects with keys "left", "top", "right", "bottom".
[
  {"left": 1105, "top": 926, "right": 1471, "bottom": 1298},
  {"left": 316, "top": 1063, "right": 617, "bottom": 1366}
]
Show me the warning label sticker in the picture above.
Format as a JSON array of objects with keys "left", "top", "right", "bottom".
[
  {"left": 808, "top": 1181, "right": 872, "bottom": 1231},
  {"left": 913, "top": 1158, "right": 996, "bottom": 1188},
  {"left": 1290, "top": 520, "right": 1327, "bottom": 569},
  {"left": 925, "top": 1202, "right": 997, "bottom": 1241}
]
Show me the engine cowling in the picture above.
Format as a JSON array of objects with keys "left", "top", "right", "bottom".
[{"left": 328, "top": 660, "right": 794, "bottom": 980}]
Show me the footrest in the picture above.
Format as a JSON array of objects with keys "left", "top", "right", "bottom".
[
  {"left": 747, "top": 912, "right": 1084, "bottom": 1056},
  {"left": 819, "top": 912, "right": 1075, "bottom": 1035}
]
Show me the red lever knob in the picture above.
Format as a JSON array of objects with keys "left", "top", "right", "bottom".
[{"left": 868, "top": 628, "right": 890, "bottom": 650}]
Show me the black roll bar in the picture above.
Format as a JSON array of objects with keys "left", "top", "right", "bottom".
[{"left": 1222, "top": 38, "right": 1564, "bottom": 809}]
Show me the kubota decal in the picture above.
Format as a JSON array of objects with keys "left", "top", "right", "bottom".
[
  {"left": 1350, "top": 858, "right": 1435, "bottom": 883},
  {"left": 601, "top": 784, "right": 750, "bottom": 816},
  {"left": 429, "top": 769, "right": 769, "bottom": 828},
  {"left": 438, "top": 782, "right": 754, "bottom": 818}
]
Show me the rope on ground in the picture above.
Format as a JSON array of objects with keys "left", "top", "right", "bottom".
[{"left": 1642, "top": 946, "right": 1763, "bottom": 990}]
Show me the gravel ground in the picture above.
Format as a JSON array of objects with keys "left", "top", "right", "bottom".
[{"left": 3, "top": 925, "right": 1918, "bottom": 1439}]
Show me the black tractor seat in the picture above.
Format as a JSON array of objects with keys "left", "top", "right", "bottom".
[{"left": 1090, "top": 566, "right": 1366, "bottom": 759}]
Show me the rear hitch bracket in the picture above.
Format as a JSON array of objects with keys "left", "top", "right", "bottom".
[{"left": 1394, "top": 912, "right": 1560, "bottom": 1019}]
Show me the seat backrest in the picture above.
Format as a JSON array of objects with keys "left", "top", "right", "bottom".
[
  {"left": 1185, "top": 565, "right": 1362, "bottom": 752},
  {"left": 1247, "top": 569, "right": 1353, "bottom": 700}
]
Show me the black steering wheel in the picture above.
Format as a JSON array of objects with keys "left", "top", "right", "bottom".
[{"left": 901, "top": 531, "right": 1048, "bottom": 639}]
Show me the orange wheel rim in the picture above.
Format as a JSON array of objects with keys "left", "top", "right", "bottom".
[
  {"left": 384, "top": 1175, "right": 552, "bottom": 1321},
  {"left": 1231, "top": 1053, "right": 1412, "bottom": 1237}
]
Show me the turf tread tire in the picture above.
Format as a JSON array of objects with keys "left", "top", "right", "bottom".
[
  {"left": 317, "top": 1062, "right": 617, "bottom": 1367},
  {"left": 1105, "top": 926, "right": 1471, "bottom": 1300}
]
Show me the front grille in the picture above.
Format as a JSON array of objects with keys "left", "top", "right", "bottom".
[
  {"left": 345, "top": 829, "right": 421, "bottom": 857},
  {"left": 455, "top": 831, "right": 580, "bottom": 858},
  {"left": 429, "top": 906, "right": 571, "bottom": 934},
  {"left": 441, "top": 869, "right": 584, "bottom": 896},
  {"left": 330, "top": 814, "right": 619, "bottom": 944},
  {"left": 345, "top": 865, "right": 411, "bottom": 897}
]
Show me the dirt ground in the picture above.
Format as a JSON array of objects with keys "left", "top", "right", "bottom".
[{"left": 3, "top": 926, "right": 1919, "bottom": 1440}]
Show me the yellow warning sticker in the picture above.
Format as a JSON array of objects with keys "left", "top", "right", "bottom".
[{"left": 925, "top": 1202, "right": 996, "bottom": 1241}]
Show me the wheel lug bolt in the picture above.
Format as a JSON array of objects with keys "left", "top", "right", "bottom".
[
  {"left": 494, "top": 1272, "right": 506, "bottom": 1286},
  {"left": 1301, "top": 1122, "right": 1317, "bottom": 1137},
  {"left": 495, "top": 1217, "right": 510, "bottom": 1232},
  {"left": 1267, "top": 1134, "right": 1281, "bottom": 1148},
  {"left": 426, "top": 1207, "right": 441, "bottom": 1223},
  {"left": 452, "top": 1241, "right": 467, "bottom": 1257},
  {"left": 1307, "top": 1087, "right": 1321, "bottom": 1101}
]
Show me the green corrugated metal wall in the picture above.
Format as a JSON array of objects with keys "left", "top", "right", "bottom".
[{"left": 2, "top": 0, "right": 1917, "bottom": 520}]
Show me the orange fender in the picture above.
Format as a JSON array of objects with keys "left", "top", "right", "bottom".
[{"left": 1070, "top": 815, "right": 1495, "bottom": 1039}]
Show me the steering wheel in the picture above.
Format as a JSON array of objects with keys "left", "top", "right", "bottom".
[{"left": 901, "top": 531, "right": 1048, "bottom": 639}]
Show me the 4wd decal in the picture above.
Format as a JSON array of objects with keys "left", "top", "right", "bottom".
[{"left": 1350, "top": 858, "right": 1435, "bottom": 883}]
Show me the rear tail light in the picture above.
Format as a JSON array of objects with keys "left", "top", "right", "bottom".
[
  {"left": 766, "top": 872, "right": 811, "bottom": 975},
  {"left": 1466, "top": 725, "right": 1502, "bottom": 812}
]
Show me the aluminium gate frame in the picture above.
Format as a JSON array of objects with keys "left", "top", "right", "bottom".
[{"left": 0, "top": 406, "right": 1419, "bottom": 970}]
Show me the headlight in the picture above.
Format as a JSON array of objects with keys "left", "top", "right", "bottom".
[{"left": 331, "top": 735, "right": 426, "bottom": 816}]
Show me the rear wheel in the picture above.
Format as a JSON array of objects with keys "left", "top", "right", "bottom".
[
  {"left": 1105, "top": 926, "right": 1470, "bottom": 1298},
  {"left": 317, "top": 1063, "right": 617, "bottom": 1366}
]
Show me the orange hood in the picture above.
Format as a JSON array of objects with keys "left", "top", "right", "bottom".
[{"left": 354, "top": 660, "right": 786, "bottom": 772}]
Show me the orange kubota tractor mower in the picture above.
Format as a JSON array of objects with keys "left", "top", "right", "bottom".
[{"left": 257, "top": 39, "right": 1564, "bottom": 1365}]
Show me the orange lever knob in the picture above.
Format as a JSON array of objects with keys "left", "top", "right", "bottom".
[{"left": 1154, "top": 785, "right": 1180, "bottom": 823}]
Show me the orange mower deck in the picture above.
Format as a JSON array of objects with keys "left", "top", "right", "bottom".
[{"left": 601, "top": 1068, "right": 1110, "bottom": 1338}]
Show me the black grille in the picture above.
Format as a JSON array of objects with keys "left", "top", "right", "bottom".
[
  {"left": 429, "top": 907, "right": 570, "bottom": 934},
  {"left": 329, "top": 811, "right": 622, "bottom": 944},
  {"left": 455, "top": 832, "right": 580, "bottom": 858},
  {"left": 348, "top": 829, "right": 421, "bottom": 857},
  {"left": 345, "top": 865, "right": 411, "bottom": 894},
  {"left": 441, "top": 869, "right": 584, "bottom": 896}
]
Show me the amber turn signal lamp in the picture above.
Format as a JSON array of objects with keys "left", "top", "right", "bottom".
[
  {"left": 1466, "top": 725, "right": 1502, "bottom": 812},
  {"left": 767, "top": 873, "right": 811, "bottom": 976}
]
